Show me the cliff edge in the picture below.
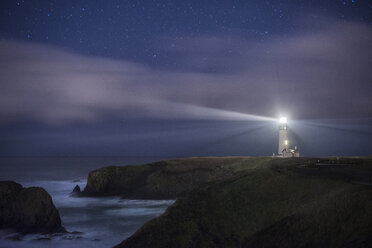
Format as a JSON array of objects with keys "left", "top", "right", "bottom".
[
  {"left": 114, "top": 157, "right": 372, "bottom": 248},
  {"left": 82, "top": 157, "right": 262, "bottom": 199}
]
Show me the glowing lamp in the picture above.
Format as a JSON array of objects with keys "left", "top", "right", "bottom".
[{"left": 279, "top": 117, "right": 287, "bottom": 124}]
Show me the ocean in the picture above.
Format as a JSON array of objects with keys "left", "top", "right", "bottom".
[{"left": 0, "top": 157, "right": 176, "bottom": 248}]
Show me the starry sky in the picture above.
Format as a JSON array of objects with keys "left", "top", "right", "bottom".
[
  {"left": 0, "top": 0, "right": 371, "bottom": 156},
  {"left": 1, "top": 0, "right": 371, "bottom": 68}
]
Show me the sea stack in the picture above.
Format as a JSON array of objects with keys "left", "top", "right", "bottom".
[
  {"left": 0, "top": 181, "right": 65, "bottom": 233},
  {"left": 71, "top": 185, "right": 81, "bottom": 196}
]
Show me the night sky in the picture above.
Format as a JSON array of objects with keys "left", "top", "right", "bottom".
[{"left": 0, "top": 0, "right": 371, "bottom": 156}]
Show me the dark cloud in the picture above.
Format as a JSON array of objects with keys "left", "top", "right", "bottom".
[{"left": 0, "top": 20, "right": 371, "bottom": 124}]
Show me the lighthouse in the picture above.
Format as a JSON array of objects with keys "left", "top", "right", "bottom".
[
  {"left": 278, "top": 117, "right": 289, "bottom": 155},
  {"left": 277, "top": 117, "right": 299, "bottom": 158}
]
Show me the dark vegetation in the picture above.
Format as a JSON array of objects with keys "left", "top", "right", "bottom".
[
  {"left": 291, "top": 157, "right": 372, "bottom": 184},
  {"left": 0, "top": 181, "right": 65, "bottom": 234},
  {"left": 105, "top": 157, "right": 372, "bottom": 248},
  {"left": 82, "top": 157, "right": 257, "bottom": 199}
]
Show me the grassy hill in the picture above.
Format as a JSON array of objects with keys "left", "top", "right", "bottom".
[
  {"left": 82, "top": 157, "right": 265, "bottom": 199},
  {"left": 112, "top": 157, "right": 372, "bottom": 248}
]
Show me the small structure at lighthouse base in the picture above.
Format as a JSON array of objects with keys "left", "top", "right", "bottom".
[{"left": 275, "top": 117, "right": 300, "bottom": 158}]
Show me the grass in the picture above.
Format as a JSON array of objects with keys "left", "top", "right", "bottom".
[
  {"left": 114, "top": 157, "right": 372, "bottom": 248},
  {"left": 83, "top": 157, "right": 267, "bottom": 199}
]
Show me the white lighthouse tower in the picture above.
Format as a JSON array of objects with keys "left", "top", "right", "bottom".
[{"left": 277, "top": 117, "right": 299, "bottom": 158}]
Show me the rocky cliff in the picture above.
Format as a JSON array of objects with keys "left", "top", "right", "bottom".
[
  {"left": 0, "top": 181, "right": 65, "bottom": 233},
  {"left": 83, "top": 157, "right": 262, "bottom": 199},
  {"left": 114, "top": 157, "right": 372, "bottom": 248}
]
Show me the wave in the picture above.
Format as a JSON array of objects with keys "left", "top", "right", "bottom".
[{"left": 0, "top": 179, "right": 174, "bottom": 248}]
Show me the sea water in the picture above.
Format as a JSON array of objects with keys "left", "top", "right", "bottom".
[{"left": 0, "top": 157, "right": 175, "bottom": 248}]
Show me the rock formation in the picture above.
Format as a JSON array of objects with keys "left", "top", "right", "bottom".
[
  {"left": 113, "top": 157, "right": 372, "bottom": 248},
  {"left": 82, "top": 157, "right": 256, "bottom": 199},
  {"left": 0, "top": 181, "right": 65, "bottom": 233},
  {"left": 70, "top": 185, "right": 81, "bottom": 196}
]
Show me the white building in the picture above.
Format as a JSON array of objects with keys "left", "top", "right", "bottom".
[{"left": 277, "top": 117, "right": 299, "bottom": 158}]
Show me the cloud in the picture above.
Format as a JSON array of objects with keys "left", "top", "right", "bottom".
[{"left": 0, "top": 19, "right": 371, "bottom": 124}]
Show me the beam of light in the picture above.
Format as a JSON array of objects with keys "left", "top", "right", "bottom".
[
  {"left": 164, "top": 102, "right": 276, "bottom": 122},
  {"left": 184, "top": 122, "right": 272, "bottom": 154},
  {"left": 288, "top": 119, "right": 372, "bottom": 156},
  {"left": 204, "top": 124, "right": 269, "bottom": 146},
  {"left": 296, "top": 120, "right": 372, "bottom": 137}
]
